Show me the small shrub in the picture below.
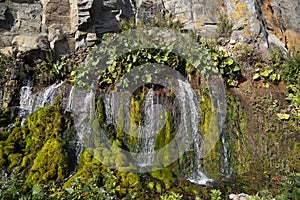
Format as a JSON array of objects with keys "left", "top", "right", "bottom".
[
  {"left": 210, "top": 189, "right": 222, "bottom": 200},
  {"left": 216, "top": 14, "right": 233, "bottom": 38},
  {"left": 160, "top": 191, "right": 183, "bottom": 200}
]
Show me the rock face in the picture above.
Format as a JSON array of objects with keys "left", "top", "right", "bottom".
[
  {"left": 0, "top": 0, "right": 299, "bottom": 55},
  {"left": 0, "top": 0, "right": 135, "bottom": 55}
]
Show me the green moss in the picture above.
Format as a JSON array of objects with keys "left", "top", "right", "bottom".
[
  {"left": 116, "top": 94, "right": 125, "bottom": 139},
  {"left": 128, "top": 97, "right": 142, "bottom": 149},
  {"left": 126, "top": 172, "right": 142, "bottom": 190},
  {"left": 0, "top": 103, "right": 72, "bottom": 191},
  {"left": 148, "top": 181, "right": 155, "bottom": 190},
  {"left": 0, "top": 131, "right": 10, "bottom": 141},
  {"left": 24, "top": 138, "right": 68, "bottom": 189},
  {"left": 156, "top": 183, "right": 162, "bottom": 193},
  {"left": 64, "top": 149, "right": 102, "bottom": 188},
  {"left": 96, "top": 98, "right": 106, "bottom": 126},
  {"left": 151, "top": 168, "right": 176, "bottom": 189},
  {"left": 154, "top": 111, "right": 174, "bottom": 150},
  {"left": 0, "top": 141, "right": 6, "bottom": 166},
  {"left": 7, "top": 153, "right": 22, "bottom": 172},
  {"left": 224, "top": 93, "right": 251, "bottom": 175}
]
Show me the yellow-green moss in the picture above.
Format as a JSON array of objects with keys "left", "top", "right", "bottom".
[
  {"left": 25, "top": 138, "right": 68, "bottom": 189},
  {"left": 0, "top": 103, "right": 72, "bottom": 191},
  {"left": 151, "top": 168, "right": 176, "bottom": 189},
  {"left": 154, "top": 111, "right": 174, "bottom": 150},
  {"left": 128, "top": 97, "right": 142, "bottom": 147}
]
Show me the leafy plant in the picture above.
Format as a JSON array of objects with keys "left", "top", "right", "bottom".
[
  {"left": 281, "top": 51, "right": 300, "bottom": 117},
  {"left": 0, "top": 177, "right": 24, "bottom": 199},
  {"left": 34, "top": 53, "right": 69, "bottom": 85},
  {"left": 209, "top": 49, "right": 241, "bottom": 86},
  {"left": 276, "top": 173, "right": 300, "bottom": 200},
  {"left": 160, "top": 191, "right": 183, "bottom": 200},
  {"left": 74, "top": 27, "right": 217, "bottom": 90},
  {"left": 232, "top": 44, "right": 262, "bottom": 74},
  {"left": 253, "top": 68, "right": 281, "bottom": 85},
  {"left": 210, "top": 189, "right": 222, "bottom": 200}
]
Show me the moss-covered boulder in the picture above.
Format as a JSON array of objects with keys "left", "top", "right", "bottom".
[{"left": 0, "top": 103, "right": 73, "bottom": 191}]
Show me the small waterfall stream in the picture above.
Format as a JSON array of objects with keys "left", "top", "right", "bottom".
[
  {"left": 19, "top": 81, "right": 33, "bottom": 119},
  {"left": 177, "top": 80, "right": 212, "bottom": 185},
  {"left": 19, "top": 81, "right": 64, "bottom": 120},
  {"left": 137, "top": 89, "right": 165, "bottom": 167},
  {"left": 68, "top": 87, "right": 94, "bottom": 143},
  {"left": 137, "top": 89, "right": 156, "bottom": 167}
]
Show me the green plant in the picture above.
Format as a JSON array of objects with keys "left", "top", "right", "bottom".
[
  {"left": 232, "top": 44, "right": 262, "bottom": 75},
  {"left": 74, "top": 29, "right": 215, "bottom": 89},
  {"left": 209, "top": 49, "right": 241, "bottom": 86},
  {"left": 34, "top": 53, "right": 69, "bottom": 85},
  {"left": 0, "top": 177, "right": 24, "bottom": 199},
  {"left": 281, "top": 51, "right": 300, "bottom": 117},
  {"left": 210, "top": 189, "right": 222, "bottom": 200},
  {"left": 0, "top": 53, "right": 15, "bottom": 85},
  {"left": 31, "top": 185, "right": 45, "bottom": 199},
  {"left": 160, "top": 191, "right": 183, "bottom": 200},
  {"left": 253, "top": 68, "right": 281, "bottom": 85},
  {"left": 216, "top": 14, "right": 233, "bottom": 38},
  {"left": 276, "top": 173, "right": 300, "bottom": 200}
]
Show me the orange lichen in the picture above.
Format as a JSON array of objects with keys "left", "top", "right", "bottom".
[{"left": 260, "top": 0, "right": 285, "bottom": 43}]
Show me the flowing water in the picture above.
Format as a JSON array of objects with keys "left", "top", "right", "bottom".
[
  {"left": 16, "top": 76, "right": 227, "bottom": 185},
  {"left": 19, "top": 81, "right": 64, "bottom": 121},
  {"left": 137, "top": 89, "right": 165, "bottom": 167},
  {"left": 68, "top": 87, "right": 94, "bottom": 144},
  {"left": 177, "top": 80, "right": 212, "bottom": 185}
]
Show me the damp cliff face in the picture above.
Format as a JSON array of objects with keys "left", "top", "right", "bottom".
[{"left": 0, "top": 0, "right": 299, "bottom": 56}]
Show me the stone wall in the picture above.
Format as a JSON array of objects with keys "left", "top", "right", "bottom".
[{"left": 0, "top": 0, "right": 299, "bottom": 56}]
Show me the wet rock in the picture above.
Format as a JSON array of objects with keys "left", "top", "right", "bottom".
[{"left": 2, "top": 79, "right": 18, "bottom": 109}]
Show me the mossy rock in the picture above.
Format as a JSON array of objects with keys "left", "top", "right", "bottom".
[
  {"left": 24, "top": 138, "right": 69, "bottom": 189},
  {"left": 0, "top": 131, "right": 10, "bottom": 141},
  {"left": 0, "top": 108, "right": 14, "bottom": 128},
  {"left": 7, "top": 153, "right": 22, "bottom": 172},
  {"left": 64, "top": 149, "right": 103, "bottom": 188},
  {"left": 151, "top": 168, "right": 176, "bottom": 189},
  {"left": 125, "top": 172, "right": 142, "bottom": 191},
  {"left": 0, "top": 103, "right": 73, "bottom": 191}
]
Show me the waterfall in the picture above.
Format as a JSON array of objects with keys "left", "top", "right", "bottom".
[
  {"left": 66, "top": 85, "right": 74, "bottom": 112},
  {"left": 67, "top": 77, "right": 225, "bottom": 183},
  {"left": 18, "top": 81, "right": 64, "bottom": 120},
  {"left": 69, "top": 88, "right": 94, "bottom": 143},
  {"left": 19, "top": 81, "right": 33, "bottom": 119},
  {"left": 177, "top": 80, "right": 212, "bottom": 185},
  {"left": 30, "top": 81, "right": 64, "bottom": 112},
  {"left": 103, "top": 92, "right": 115, "bottom": 125},
  {"left": 137, "top": 89, "right": 162, "bottom": 167},
  {"left": 221, "top": 135, "right": 229, "bottom": 175}
]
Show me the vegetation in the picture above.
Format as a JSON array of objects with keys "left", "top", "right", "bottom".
[
  {"left": 216, "top": 14, "right": 233, "bottom": 38},
  {"left": 0, "top": 15, "right": 299, "bottom": 200}
]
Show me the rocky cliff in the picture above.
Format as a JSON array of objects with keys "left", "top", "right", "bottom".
[{"left": 0, "top": 0, "right": 299, "bottom": 56}]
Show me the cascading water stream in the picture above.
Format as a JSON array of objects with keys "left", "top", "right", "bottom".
[
  {"left": 69, "top": 88, "right": 94, "bottom": 143},
  {"left": 19, "top": 81, "right": 33, "bottom": 119},
  {"left": 177, "top": 80, "right": 212, "bottom": 185},
  {"left": 19, "top": 81, "right": 64, "bottom": 121},
  {"left": 137, "top": 89, "right": 165, "bottom": 167},
  {"left": 67, "top": 77, "right": 226, "bottom": 184}
]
